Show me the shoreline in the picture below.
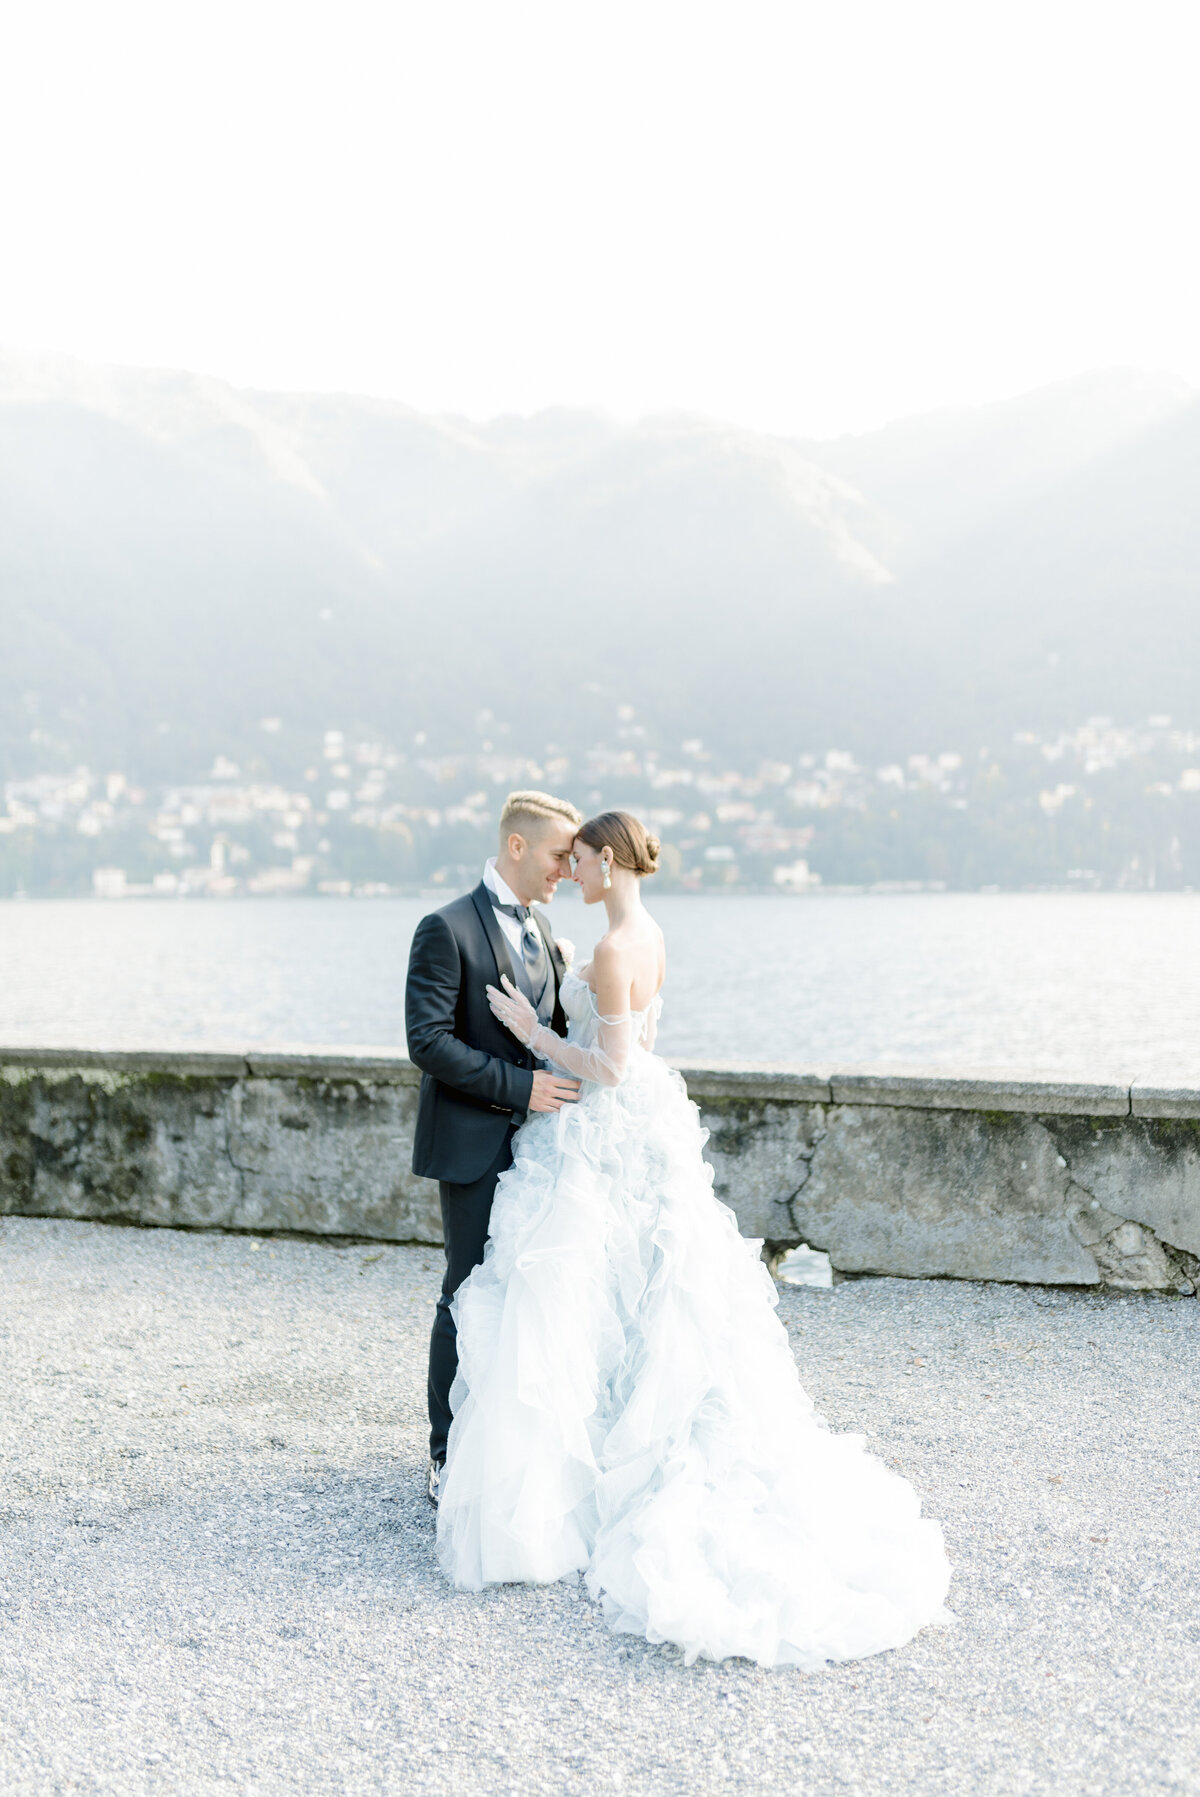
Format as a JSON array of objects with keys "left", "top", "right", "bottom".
[{"left": 4, "top": 884, "right": 1200, "bottom": 904}]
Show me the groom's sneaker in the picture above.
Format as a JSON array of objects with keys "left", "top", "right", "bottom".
[{"left": 427, "top": 1458, "right": 444, "bottom": 1506}]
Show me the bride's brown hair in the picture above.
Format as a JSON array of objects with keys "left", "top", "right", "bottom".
[{"left": 575, "top": 811, "right": 661, "bottom": 877}]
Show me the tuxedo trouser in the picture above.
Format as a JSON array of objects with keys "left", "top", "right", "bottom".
[{"left": 428, "top": 1126, "right": 516, "bottom": 1463}]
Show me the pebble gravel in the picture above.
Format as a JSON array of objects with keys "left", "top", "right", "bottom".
[{"left": 2, "top": 1214, "right": 1200, "bottom": 1796}]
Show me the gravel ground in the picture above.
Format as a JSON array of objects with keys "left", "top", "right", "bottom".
[{"left": 2, "top": 1217, "right": 1200, "bottom": 1796}]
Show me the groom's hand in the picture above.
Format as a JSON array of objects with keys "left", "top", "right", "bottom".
[{"left": 528, "top": 1072, "right": 582, "bottom": 1112}]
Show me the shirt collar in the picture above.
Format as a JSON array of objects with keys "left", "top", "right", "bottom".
[{"left": 483, "top": 857, "right": 528, "bottom": 912}]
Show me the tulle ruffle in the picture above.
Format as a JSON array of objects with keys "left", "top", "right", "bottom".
[{"left": 436, "top": 1038, "right": 952, "bottom": 1669}]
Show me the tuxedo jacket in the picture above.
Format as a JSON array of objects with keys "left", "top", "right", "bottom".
[{"left": 405, "top": 881, "right": 568, "bottom": 1186}]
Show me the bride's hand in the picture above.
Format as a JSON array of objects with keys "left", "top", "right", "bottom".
[{"left": 486, "top": 975, "right": 540, "bottom": 1047}]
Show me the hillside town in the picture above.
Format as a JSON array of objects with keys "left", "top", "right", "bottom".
[{"left": 3, "top": 711, "right": 1200, "bottom": 899}]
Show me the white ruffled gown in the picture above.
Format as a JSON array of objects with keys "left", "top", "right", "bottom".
[{"left": 436, "top": 969, "right": 952, "bottom": 1669}]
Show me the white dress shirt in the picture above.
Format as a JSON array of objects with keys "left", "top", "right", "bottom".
[
  {"left": 482, "top": 857, "right": 556, "bottom": 1070},
  {"left": 482, "top": 857, "right": 542, "bottom": 966}
]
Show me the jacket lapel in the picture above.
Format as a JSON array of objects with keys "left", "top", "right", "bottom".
[
  {"left": 473, "top": 884, "right": 566, "bottom": 1037},
  {"left": 470, "top": 882, "right": 516, "bottom": 988}
]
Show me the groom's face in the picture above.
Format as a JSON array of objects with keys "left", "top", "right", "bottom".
[{"left": 511, "top": 819, "right": 577, "bottom": 904}]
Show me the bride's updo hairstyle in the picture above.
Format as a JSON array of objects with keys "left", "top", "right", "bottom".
[{"left": 576, "top": 811, "right": 661, "bottom": 878}]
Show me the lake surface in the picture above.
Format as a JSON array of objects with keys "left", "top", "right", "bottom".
[{"left": 1, "top": 891, "right": 1198, "bottom": 1078}]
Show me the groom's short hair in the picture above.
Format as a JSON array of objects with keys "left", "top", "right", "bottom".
[{"left": 499, "top": 790, "right": 582, "bottom": 843}]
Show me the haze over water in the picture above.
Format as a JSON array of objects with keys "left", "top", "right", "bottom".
[{"left": 3, "top": 891, "right": 1198, "bottom": 1080}]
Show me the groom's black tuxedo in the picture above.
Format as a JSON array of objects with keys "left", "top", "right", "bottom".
[
  {"left": 406, "top": 881, "right": 567, "bottom": 1185},
  {"left": 405, "top": 880, "right": 568, "bottom": 1462}
]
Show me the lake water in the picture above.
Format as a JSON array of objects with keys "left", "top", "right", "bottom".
[{"left": 3, "top": 891, "right": 1198, "bottom": 1078}]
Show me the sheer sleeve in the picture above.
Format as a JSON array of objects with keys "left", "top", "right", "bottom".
[{"left": 528, "top": 1013, "right": 635, "bottom": 1088}]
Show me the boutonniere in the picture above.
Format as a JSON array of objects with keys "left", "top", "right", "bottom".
[{"left": 555, "top": 937, "right": 575, "bottom": 968}]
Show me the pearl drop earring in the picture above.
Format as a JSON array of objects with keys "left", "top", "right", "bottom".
[{"left": 602, "top": 859, "right": 612, "bottom": 890}]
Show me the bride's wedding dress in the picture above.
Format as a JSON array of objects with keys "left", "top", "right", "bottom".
[{"left": 436, "top": 969, "right": 952, "bottom": 1669}]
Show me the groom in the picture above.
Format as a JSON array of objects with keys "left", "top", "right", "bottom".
[{"left": 405, "top": 789, "right": 583, "bottom": 1503}]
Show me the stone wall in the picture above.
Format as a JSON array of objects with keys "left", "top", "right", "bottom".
[{"left": 4, "top": 1046, "right": 1200, "bottom": 1293}]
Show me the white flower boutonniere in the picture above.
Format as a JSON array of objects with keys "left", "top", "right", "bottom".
[{"left": 555, "top": 937, "right": 576, "bottom": 968}]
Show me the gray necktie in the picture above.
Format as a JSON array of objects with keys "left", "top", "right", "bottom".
[{"left": 489, "top": 895, "right": 550, "bottom": 1006}]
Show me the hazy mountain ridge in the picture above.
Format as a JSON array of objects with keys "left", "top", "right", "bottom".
[
  {"left": 808, "top": 367, "right": 1194, "bottom": 564},
  {"left": 892, "top": 392, "right": 1200, "bottom": 745},
  {"left": 1, "top": 350, "right": 1197, "bottom": 779}
]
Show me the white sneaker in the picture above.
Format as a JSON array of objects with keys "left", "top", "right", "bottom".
[{"left": 427, "top": 1458, "right": 443, "bottom": 1505}]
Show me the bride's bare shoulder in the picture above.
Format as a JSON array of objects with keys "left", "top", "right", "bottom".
[
  {"left": 593, "top": 926, "right": 650, "bottom": 961},
  {"left": 591, "top": 933, "right": 642, "bottom": 985},
  {"left": 595, "top": 923, "right": 666, "bottom": 995}
]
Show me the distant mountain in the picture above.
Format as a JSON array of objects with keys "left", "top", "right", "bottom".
[
  {"left": 807, "top": 367, "right": 1192, "bottom": 564},
  {"left": 1, "top": 351, "right": 1196, "bottom": 780},
  {"left": 898, "top": 394, "right": 1200, "bottom": 743}
]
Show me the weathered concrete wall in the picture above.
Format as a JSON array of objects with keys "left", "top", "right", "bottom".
[
  {"left": 0, "top": 1048, "right": 439, "bottom": 1244},
  {"left": 4, "top": 1047, "right": 1200, "bottom": 1293}
]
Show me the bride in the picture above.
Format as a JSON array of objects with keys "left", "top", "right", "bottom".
[{"left": 435, "top": 809, "right": 952, "bottom": 1669}]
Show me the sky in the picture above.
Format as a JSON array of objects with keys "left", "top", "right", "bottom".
[{"left": 2, "top": 0, "right": 1197, "bottom": 439}]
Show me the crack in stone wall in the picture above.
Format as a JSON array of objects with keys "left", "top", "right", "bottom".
[
  {"left": 699, "top": 1098, "right": 829, "bottom": 1249},
  {"left": 777, "top": 1113, "right": 829, "bottom": 1241},
  {"left": 1043, "top": 1118, "right": 1200, "bottom": 1294},
  {"left": 221, "top": 1105, "right": 250, "bottom": 1211},
  {"left": 1063, "top": 1176, "right": 1193, "bottom": 1292}
]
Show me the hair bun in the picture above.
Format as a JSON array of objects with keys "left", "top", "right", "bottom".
[{"left": 575, "top": 810, "right": 661, "bottom": 879}]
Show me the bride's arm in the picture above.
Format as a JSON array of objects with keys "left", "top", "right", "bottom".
[{"left": 486, "top": 941, "right": 635, "bottom": 1087}]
